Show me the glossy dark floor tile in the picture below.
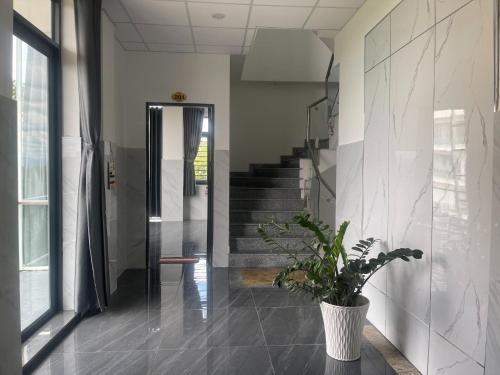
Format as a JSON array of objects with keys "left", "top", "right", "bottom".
[
  {"left": 258, "top": 306, "right": 325, "bottom": 345},
  {"left": 33, "top": 264, "right": 410, "bottom": 375},
  {"left": 152, "top": 347, "right": 273, "bottom": 375}
]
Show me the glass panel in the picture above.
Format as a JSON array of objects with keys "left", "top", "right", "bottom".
[
  {"left": 21, "top": 205, "right": 49, "bottom": 268},
  {"left": 194, "top": 136, "right": 208, "bottom": 182},
  {"left": 13, "top": 36, "right": 51, "bottom": 331},
  {"left": 13, "top": 36, "right": 49, "bottom": 202},
  {"left": 14, "top": 0, "right": 52, "bottom": 38}
]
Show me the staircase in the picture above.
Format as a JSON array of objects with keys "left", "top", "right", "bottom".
[{"left": 229, "top": 142, "right": 327, "bottom": 267}]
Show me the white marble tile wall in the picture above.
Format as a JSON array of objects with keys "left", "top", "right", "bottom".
[
  {"left": 125, "top": 148, "right": 147, "bottom": 269},
  {"left": 486, "top": 115, "right": 500, "bottom": 374},
  {"left": 363, "top": 59, "right": 390, "bottom": 296},
  {"left": 62, "top": 136, "right": 81, "bottom": 310},
  {"left": 0, "top": 96, "right": 22, "bottom": 375},
  {"left": 213, "top": 150, "right": 229, "bottom": 267},
  {"left": 388, "top": 27, "right": 434, "bottom": 326},
  {"left": 365, "top": 15, "right": 390, "bottom": 72},
  {"left": 161, "top": 159, "right": 184, "bottom": 221},
  {"left": 432, "top": 0, "right": 493, "bottom": 364},
  {"left": 391, "top": 0, "right": 435, "bottom": 53},
  {"left": 335, "top": 141, "right": 363, "bottom": 251},
  {"left": 357, "top": 0, "right": 497, "bottom": 372},
  {"left": 436, "top": 0, "right": 473, "bottom": 22},
  {"left": 184, "top": 185, "right": 208, "bottom": 221}
]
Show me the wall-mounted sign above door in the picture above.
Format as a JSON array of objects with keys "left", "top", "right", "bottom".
[{"left": 171, "top": 92, "right": 187, "bottom": 102}]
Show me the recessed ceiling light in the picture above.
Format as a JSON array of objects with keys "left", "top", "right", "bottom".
[{"left": 211, "top": 13, "right": 226, "bottom": 20}]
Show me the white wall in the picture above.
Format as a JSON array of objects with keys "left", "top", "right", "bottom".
[
  {"left": 230, "top": 55, "right": 328, "bottom": 172},
  {"left": 334, "top": 0, "right": 400, "bottom": 146},
  {"left": 118, "top": 51, "right": 230, "bottom": 267}
]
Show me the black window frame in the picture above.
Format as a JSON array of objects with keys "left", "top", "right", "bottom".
[
  {"left": 195, "top": 121, "right": 209, "bottom": 186},
  {"left": 13, "top": 0, "right": 62, "bottom": 343}
]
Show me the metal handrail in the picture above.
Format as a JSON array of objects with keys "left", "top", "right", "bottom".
[{"left": 305, "top": 53, "right": 337, "bottom": 200}]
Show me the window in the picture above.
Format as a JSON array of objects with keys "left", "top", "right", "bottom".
[
  {"left": 194, "top": 117, "right": 209, "bottom": 184},
  {"left": 13, "top": 0, "right": 61, "bottom": 341}
]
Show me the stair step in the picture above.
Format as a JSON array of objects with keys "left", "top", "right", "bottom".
[
  {"left": 230, "top": 177, "right": 301, "bottom": 188},
  {"left": 292, "top": 147, "right": 309, "bottom": 158},
  {"left": 304, "top": 138, "right": 330, "bottom": 150},
  {"left": 253, "top": 167, "right": 300, "bottom": 178},
  {"left": 280, "top": 155, "right": 301, "bottom": 167},
  {"left": 230, "top": 210, "right": 300, "bottom": 223},
  {"left": 231, "top": 236, "right": 312, "bottom": 252},
  {"left": 249, "top": 163, "right": 282, "bottom": 170},
  {"left": 229, "top": 253, "right": 311, "bottom": 268},
  {"left": 230, "top": 223, "right": 309, "bottom": 237},
  {"left": 230, "top": 172, "right": 250, "bottom": 177},
  {"left": 230, "top": 198, "right": 304, "bottom": 211},
  {"left": 230, "top": 187, "right": 301, "bottom": 199}
]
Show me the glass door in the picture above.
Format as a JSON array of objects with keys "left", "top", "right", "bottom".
[{"left": 12, "top": 0, "right": 61, "bottom": 340}]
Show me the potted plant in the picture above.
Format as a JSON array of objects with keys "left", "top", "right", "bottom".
[{"left": 257, "top": 212, "right": 423, "bottom": 361}]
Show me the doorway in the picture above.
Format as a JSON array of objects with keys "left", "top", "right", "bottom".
[{"left": 146, "top": 103, "right": 214, "bottom": 272}]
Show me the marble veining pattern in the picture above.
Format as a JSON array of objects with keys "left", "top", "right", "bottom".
[
  {"left": 336, "top": 141, "right": 363, "bottom": 251},
  {"left": 486, "top": 114, "right": 500, "bottom": 374},
  {"left": 391, "top": 0, "right": 435, "bottom": 54},
  {"left": 213, "top": 150, "right": 230, "bottom": 267},
  {"left": 161, "top": 159, "right": 184, "bottom": 221},
  {"left": 0, "top": 96, "right": 22, "bottom": 375},
  {"left": 431, "top": 0, "right": 493, "bottom": 363},
  {"left": 436, "top": 0, "right": 474, "bottom": 22},
  {"left": 35, "top": 267, "right": 405, "bottom": 375},
  {"left": 428, "top": 331, "right": 484, "bottom": 375},
  {"left": 388, "top": 27, "right": 434, "bottom": 325},
  {"left": 365, "top": 15, "right": 390, "bottom": 72},
  {"left": 363, "top": 59, "right": 390, "bottom": 294}
]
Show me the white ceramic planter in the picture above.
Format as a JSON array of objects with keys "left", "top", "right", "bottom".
[{"left": 320, "top": 296, "right": 370, "bottom": 361}]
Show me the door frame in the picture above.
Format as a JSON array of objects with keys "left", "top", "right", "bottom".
[{"left": 145, "top": 102, "right": 215, "bottom": 267}]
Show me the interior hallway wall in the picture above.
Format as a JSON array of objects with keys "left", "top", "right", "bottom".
[
  {"left": 116, "top": 52, "right": 230, "bottom": 268},
  {"left": 0, "top": 1, "right": 22, "bottom": 373},
  {"left": 230, "top": 55, "right": 329, "bottom": 172},
  {"left": 335, "top": 0, "right": 496, "bottom": 373}
]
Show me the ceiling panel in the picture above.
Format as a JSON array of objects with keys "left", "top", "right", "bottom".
[
  {"left": 193, "top": 27, "right": 245, "bottom": 46},
  {"left": 318, "top": 0, "right": 365, "bottom": 7},
  {"left": 197, "top": 45, "right": 243, "bottom": 54},
  {"left": 249, "top": 6, "right": 311, "bottom": 28},
  {"left": 188, "top": 3, "right": 249, "bottom": 28},
  {"left": 254, "top": 0, "right": 316, "bottom": 5},
  {"left": 148, "top": 43, "right": 195, "bottom": 53},
  {"left": 121, "top": 42, "right": 148, "bottom": 51},
  {"left": 305, "top": 7, "right": 357, "bottom": 29},
  {"left": 121, "top": 0, "right": 189, "bottom": 26},
  {"left": 114, "top": 23, "right": 142, "bottom": 42},
  {"left": 137, "top": 24, "right": 193, "bottom": 44},
  {"left": 188, "top": 0, "right": 250, "bottom": 3},
  {"left": 103, "top": 0, "right": 130, "bottom": 22}
]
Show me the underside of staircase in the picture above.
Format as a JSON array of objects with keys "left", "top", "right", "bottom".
[{"left": 229, "top": 144, "right": 319, "bottom": 268}]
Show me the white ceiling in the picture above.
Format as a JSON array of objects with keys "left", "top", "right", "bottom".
[{"left": 102, "top": 0, "right": 366, "bottom": 54}]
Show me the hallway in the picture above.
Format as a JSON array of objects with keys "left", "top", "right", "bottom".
[{"left": 33, "top": 263, "right": 414, "bottom": 375}]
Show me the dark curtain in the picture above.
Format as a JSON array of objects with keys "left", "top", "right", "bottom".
[
  {"left": 183, "top": 107, "right": 204, "bottom": 196},
  {"left": 74, "top": 0, "right": 109, "bottom": 314},
  {"left": 149, "top": 108, "right": 162, "bottom": 217}
]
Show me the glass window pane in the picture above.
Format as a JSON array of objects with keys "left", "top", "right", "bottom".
[
  {"left": 21, "top": 205, "right": 49, "bottom": 268},
  {"left": 14, "top": 0, "right": 52, "bottom": 38},
  {"left": 13, "top": 36, "right": 49, "bottom": 202},
  {"left": 13, "top": 36, "right": 51, "bottom": 331}
]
